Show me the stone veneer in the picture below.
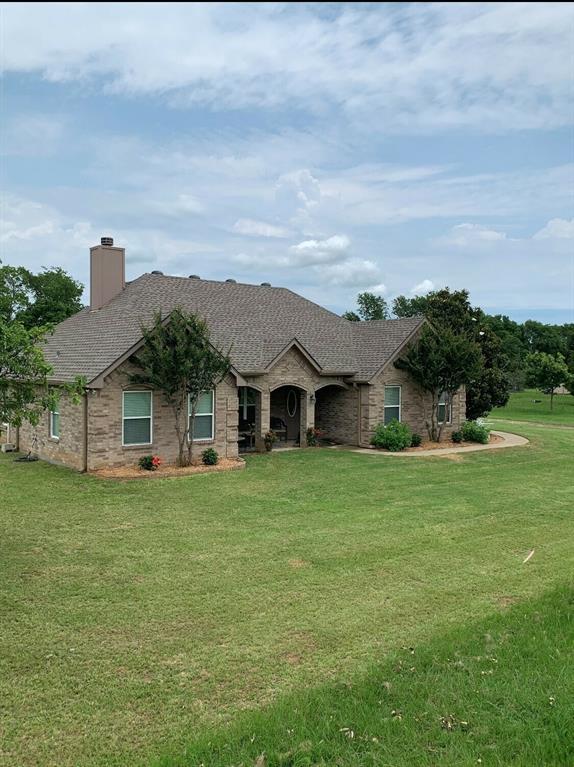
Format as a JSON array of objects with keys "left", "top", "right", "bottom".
[{"left": 17, "top": 341, "right": 466, "bottom": 471}]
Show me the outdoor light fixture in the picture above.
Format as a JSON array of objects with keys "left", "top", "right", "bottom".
[{"left": 310, "top": 393, "right": 316, "bottom": 403}]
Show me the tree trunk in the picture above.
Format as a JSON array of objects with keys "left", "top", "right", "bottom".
[
  {"left": 550, "top": 390, "right": 554, "bottom": 410},
  {"left": 171, "top": 399, "right": 187, "bottom": 467}
]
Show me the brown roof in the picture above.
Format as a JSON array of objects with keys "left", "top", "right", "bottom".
[{"left": 42, "top": 273, "right": 424, "bottom": 385}]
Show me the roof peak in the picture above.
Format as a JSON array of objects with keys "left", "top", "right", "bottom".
[{"left": 143, "top": 272, "right": 282, "bottom": 290}]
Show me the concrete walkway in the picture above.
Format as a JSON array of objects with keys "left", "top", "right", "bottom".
[{"left": 339, "top": 430, "right": 529, "bottom": 457}]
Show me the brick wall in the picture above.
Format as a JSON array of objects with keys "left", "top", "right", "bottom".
[
  {"left": 315, "top": 385, "right": 359, "bottom": 443},
  {"left": 18, "top": 391, "right": 85, "bottom": 470},
  {"left": 85, "top": 361, "right": 238, "bottom": 470}
]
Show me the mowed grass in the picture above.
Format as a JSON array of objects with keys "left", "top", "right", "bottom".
[
  {"left": 160, "top": 584, "right": 574, "bottom": 767},
  {"left": 491, "top": 388, "right": 574, "bottom": 426},
  {"left": 1, "top": 421, "right": 573, "bottom": 766}
]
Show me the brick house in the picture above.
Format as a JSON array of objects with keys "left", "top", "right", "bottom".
[{"left": 17, "top": 238, "right": 465, "bottom": 470}]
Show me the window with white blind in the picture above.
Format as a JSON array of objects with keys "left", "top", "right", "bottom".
[
  {"left": 438, "top": 391, "right": 452, "bottom": 424},
  {"left": 189, "top": 390, "right": 214, "bottom": 441},
  {"left": 384, "top": 385, "right": 401, "bottom": 424},
  {"left": 50, "top": 399, "right": 60, "bottom": 440},
  {"left": 122, "top": 391, "right": 152, "bottom": 445}
]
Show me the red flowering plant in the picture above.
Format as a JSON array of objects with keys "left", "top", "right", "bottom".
[
  {"left": 305, "top": 427, "right": 323, "bottom": 447},
  {"left": 138, "top": 454, "right": 161, "bottom": 471}
]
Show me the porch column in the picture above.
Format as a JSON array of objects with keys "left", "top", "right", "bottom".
[
  {"left": 300, "top": 389, "right": 315, "bottom": 445},
  {"left": 255, "top": 388, "right": 270, "bottom": 451}
]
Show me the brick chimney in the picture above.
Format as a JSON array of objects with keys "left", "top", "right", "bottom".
[{"left": 90, "top": 237, "right": 125, "bottom": 310}]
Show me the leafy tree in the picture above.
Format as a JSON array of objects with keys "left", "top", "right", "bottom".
[
  {"left": 20, "top": 268, "right": 83, "bottom": 329},
  {"left": 0, "top": 263, "right": 83, "bottom": 329},
  {"left": 0, "top": 264, "right": 32, "bottom": 322},
  {"left": 392, "top": 294, "right": 428, "bottom": 319},
  {"left": 130, "top": 308, "right": 231, "bottom": 466},
  {"left": 0, "top": 319, "right": 56, "bottom": 428},
  {"left": 395, "top": 325, "right": 483, "bottom": 441},
  {"left": 525, "top": 352, "right": 570, "bottom": 410},
  {"left": 522, "top": 320, "right": 566, "bottom": 358},
  {"left": 393, "top": 287, "right": 510, "bottom": 418},
  {"left": 343, "top": 292, "right": 389, "bottom": 321}
]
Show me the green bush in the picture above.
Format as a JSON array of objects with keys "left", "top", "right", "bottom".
[
  {"left": 410, "top": 433, "right": 422, "bottom": 447},
  {"left": 451, "top": 430, "right": 463, "bottom": 443},
  {"left": 370, "top": 419, "right": 412, "bottom": 451},
  {"left": 461, "top": 420, "right": 490, "bottom": 444},
  {"left": 201, "top": 447, "right": 219, "bottom": 465}
]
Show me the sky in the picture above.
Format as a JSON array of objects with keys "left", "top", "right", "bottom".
[{"left": 1, "top": 2, "right": 573, "bottom": 323}]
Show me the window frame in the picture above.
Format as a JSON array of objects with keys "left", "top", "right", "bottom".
[
  {"left": 188, "top": 389, "right": 215, "bottom": 442},
  {"left": 239, "top": 387, "right": 257, "bottom": 423},
  {"left": 49, "top": 400, "right": 60, "bottom": 440},
  {"left": 122, "top": 390, "right": 153, "bottom": 447},
  {"left": 437, "top": 391, "right": 452, "bottom": 425},
  {"left": 383, "top": 385, "right": 402, "bottom": 424}
]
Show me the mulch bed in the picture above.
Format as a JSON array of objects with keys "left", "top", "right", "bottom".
[
  {"left": 402, "top": 433, "right": 503, "bottom": 452},
  {"left": 91, "top": 457, "right": 245, "bottom": 480}
]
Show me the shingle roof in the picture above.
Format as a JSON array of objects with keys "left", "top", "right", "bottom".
[
  {"left": 350, "top": 317, "right": 426, "bottom": 380},
  {"left": 42, "top": 274, "right": 424, "bottom": 385}
]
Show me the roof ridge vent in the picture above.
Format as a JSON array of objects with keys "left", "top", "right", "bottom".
[
  {"left": 151, "top": 270, "right": 164, "bottom": 275},
  {"left": 189, "top": 274, "right": 200, "bottom": 279},
  {"left": 225, "top": 278, "right": 237, "bottom": 283},
  {"left": 260, "top": 282, "right": 271, "bottom": 287}
]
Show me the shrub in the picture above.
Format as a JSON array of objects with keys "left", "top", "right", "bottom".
[
  {"left": 138, "top": 454, "right": 161, "bottom": 471},
  {"left": 461, "top": 420, "right": 490, "bottom": 444},
  {"left": 451, "top": 430, "right": 463, "bottom": 443},
  {"left": 201, "top": 447, "right": 218, "bottom": 466},
  {"left": 410, "top": 433, "right": 422, "bottom": 448},
  {"left": 306, "top": 427, "right": 322, "bottom": 447},
  {"left": 370, "top": 419, "right": 412, "bottom": 452},
  {"left": 264, "top": 430, "right": 277, "bottom": 452}
]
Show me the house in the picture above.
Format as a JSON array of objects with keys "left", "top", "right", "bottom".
[{"left": 16, "top": 238, "right": 465, "bottom": 470}]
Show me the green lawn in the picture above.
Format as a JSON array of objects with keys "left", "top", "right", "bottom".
[
  {"left": 1, "top": 422, "right": 573, "bottom": 766},
  {"left": 491, "top": 388, "right": 574, "bottom": 426}
]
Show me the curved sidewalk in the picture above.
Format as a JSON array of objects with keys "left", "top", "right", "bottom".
[{"left": 347, "top": 430, "right": 528, "bottom": 457}]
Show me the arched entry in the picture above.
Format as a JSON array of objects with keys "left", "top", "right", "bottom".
[{"left": 270, "top": 384, "right": 307, "bottom": 445}]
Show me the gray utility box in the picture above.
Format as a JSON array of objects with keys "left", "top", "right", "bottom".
[{"left": 1, "top": 443, "right": 16, "bottom": 453}]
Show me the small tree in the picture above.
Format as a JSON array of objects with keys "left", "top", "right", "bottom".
[
  {"left": 525, "top": 352, "right": 570, "bottom": 411},
  {"left": 395, "top": 326, "right": 483, "bottom": 441},
  {"left": 343, "top": 291, "right": 389, "bottom": 321},
  {"left": 0, "top": 318, "right": 83, "bottom": 428},
  {"left": 130, "top": 308, "right": 231, "bottom": 466}
]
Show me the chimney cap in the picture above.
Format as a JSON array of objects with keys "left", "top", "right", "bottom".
[
  {"left": 189, "top": 274, "right": 200, "bottom": 279},
  {"left": 151, "top": 270, "right": 164, "bottom": 275},
  {"left": 225, "top": 278, "right": 237, "bottom": 283},
  {"left": 100, "top": 236, "right": 114, "bottom": 247},
  {"left": 260, "top": 282, "right": 271, "bottom": 287}
]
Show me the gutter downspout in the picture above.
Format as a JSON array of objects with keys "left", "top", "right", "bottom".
[{"left": 82, "top": 391, "right": 89, "bottom": 473}]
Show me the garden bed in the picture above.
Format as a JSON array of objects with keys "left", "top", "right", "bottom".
[
  {"left": 403, "top": 432, "right": 503, "bottom": 452},
  {"left": 91, "top": 457, "right": 245, "bottom": 480}
]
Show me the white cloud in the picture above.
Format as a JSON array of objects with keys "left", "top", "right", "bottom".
[
  {"left": 533, "top": 218, "right": 574, "bottom": 240},
  {"left": 233, "top": 219, "right": 291, "bottom": 238},
  {"left": 321, "top": 258, "right": 382, "bottom": 287},
  {"left": 150, "top": 193, "right": 204, "bottom": 217},
  {"left": 290, "top": 234, "right": 350, "bottom": 264},
  {"left": 440, "top": 223, "right": 508, "bottom": 247},
  {"left": 411, "top": 279, "right": 435, "bottom": 296},
  {"left": 2, "top": 3, "right": 571, "bottom": 132}
]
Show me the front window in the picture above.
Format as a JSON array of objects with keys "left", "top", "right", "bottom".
[
  {"left": 438, "top": 391, "right": 452, "bottom": 424},
  {"left": 123, "top": 391, "right": 152, "bottom": 445},
  {"left": 50, "top": 400, "right": 60, "bottom": 440},
  {"left": 189, "top": 390, "right": 214, "bottom": 441},
  {"left": 384, "top": 385, "right": 401, "bottom": 424},
  {"left": 238, "top": 387, "right": 256, "bottom": 425}
]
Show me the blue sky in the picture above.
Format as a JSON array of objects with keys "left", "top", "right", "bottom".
[{"left": 1, "top": 2, "right": 573, "bottom": 322}]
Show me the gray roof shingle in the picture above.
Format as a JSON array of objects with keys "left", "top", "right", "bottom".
[{"left": 42, "top": 274, "right": 424, "bottom": 385}]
